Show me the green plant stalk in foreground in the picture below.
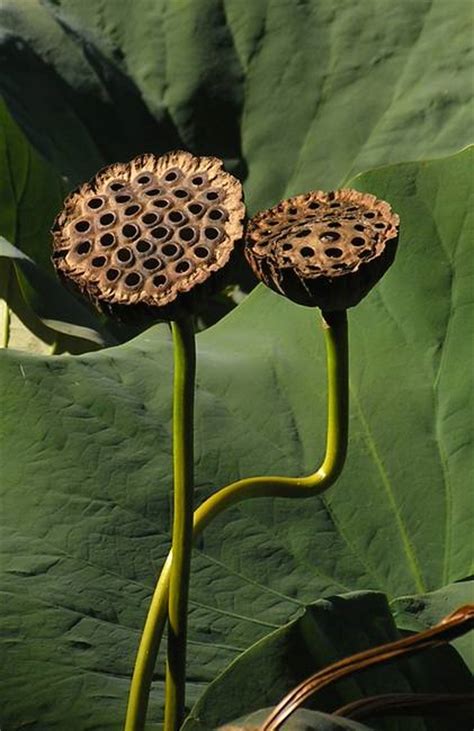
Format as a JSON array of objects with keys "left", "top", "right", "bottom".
[
  {"left": 124, "top": 309, "right": 349, "bottom": 731},
  {"left": 164, "top": 318, "right": 196, "bottom": 731}
]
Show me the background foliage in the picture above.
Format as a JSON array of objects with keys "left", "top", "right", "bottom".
[{"left": 0, "top": 1, "right": 473, "bottom": 730}]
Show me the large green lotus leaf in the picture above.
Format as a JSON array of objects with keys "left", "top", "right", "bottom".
[
  {"left": 0, "top": 0, "right": 472, "bottom": 209},
  {"left": 0, "top": 148, "right": 472, "bottom": 729},
  {"left": 391, "top": 580, "right": 474, "bottom": 671},
  {"left": 182, "top": 592, "right": 472, "bottom": 731}
]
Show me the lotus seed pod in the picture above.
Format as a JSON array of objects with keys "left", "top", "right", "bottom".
[
  {"left": 245, "top": 189, "right": 399, "bottom": 311},
  {"left": 51, "top": 151, "right": 245, "bottom": 320}
]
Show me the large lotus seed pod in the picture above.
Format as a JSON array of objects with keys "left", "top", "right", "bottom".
[
  {"left": 245, "top": 189, "right": 399, "bottom": 311},
  {"left": 51, "top": 151, "right": 245, "bottom": 320}
]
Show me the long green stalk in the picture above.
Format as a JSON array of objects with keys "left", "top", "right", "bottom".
[
  {"left": 124, "top": 309, "right": 348, "bottom": 731},
  {"left": 164, "top": 317, "right": 196, "bottom": 730}
]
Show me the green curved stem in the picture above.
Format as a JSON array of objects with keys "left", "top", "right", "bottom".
[
  {"left": 164, "top": 317, "right": 196, "bottom": 730},
  {"left": 124, "top": 309, "right": 348, "bottom": 731}
]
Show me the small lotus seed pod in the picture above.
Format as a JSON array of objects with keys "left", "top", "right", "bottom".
[
  {"left": 245, "top": 189, "right": 399, "bottom": 311},
  {"left": 51, "top": 151, "right": 245, "bottom": 320}
]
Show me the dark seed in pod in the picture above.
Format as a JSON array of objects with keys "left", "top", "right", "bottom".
[
  {"left": 282, "top": 243, "right": 292, "bottom": 251},
  {"left": 205, "top": 191, "right": 219, "bottom": 201},
  {"left": 122, "top": 224, "right": 139, "bottom": 239},
  {"left": 100, "top": 213, "right": 115, "bottom": 226},
  {"left": 325, "top": 248, "right": 343, "bottom": 258},
  {"left": 168, "top": 210, "right": 185, "bottom": 224},
  {"left": 125, "top": 272, "right": 141, "bottom": 287},
  {"left": 110, "top": 182, "right": 125, "bottom": 191},
  {"left": 136, "top": 240, "right": 153, "bottom": 254},
  {"left": 153, "top": 199, "right": 170, "bottom": 209},
  {"left": 76, "top": 241, "right": 91, "bottom": 255},
  {"left": 165, "top": 171, "right": 178, "bottom": 182},
  {"left": 351, "top": 237, "right": 365, "bottom": 246},
  {"left": 153, "top": 274, "right": 167, "bottom": 287},
  {"left": 194, "top": 246, "right": 209, "bottom": 259},
  {"left": 300, "top": 246, "right": 314, "bottom": 258},
  {"left": 327, "top": 222, "right": 341, "bottom": 228},
  {"left": 106, "top": 268, "right": 120, "bottom": 281},
  {"left": 173, "top": 189, "right": 188, "bottom": 199},
  {"left": 209, "top": 209, "right": 224, "bottom": 221},
  {"left": 75, "top": 220, "right": 90, "bottom": 233},
  {"left": 308, "top": 202, "right": 320, "bottom": 209},
  {"left": 137, "top": 175, "right": 151, "bottom": 185},
  {"left": 145, "top": 188, "right": 161, "bottom": 197},
  {"left": 354, "top": 224, "right": 365, "bottom": 232},
  {"left": 175, "top": 260, "right": 191, "bottom": 273},
  {"left": 188, "top": 203, "right": 203, "bottom": 215},
  {"left": 364, "top": 212, "right": 376, "bottom": 219},
  {"left": 92, "top": 256, "right": 106, "bottom": 267},
  {"left": 151, "top": 226, "right": 170, "bottom": 240},
  {"left": 100, "top": 233, "right": 115, "bottom": 247},
  {"left": 162, "top": 243, "right": 179, "bottom": 257},
  {"left": 125, "top": 205, "right": 140, "bottom": 216},
  {"left": 143, "top": 258, "right": 161, "bottom": 271},
  {"left": 88, "top": 197, "right": 103, "bottom": 210},
  {"left": 191, "top": 176, "right": 204, "bottom": 186},
  {"left": 141, "top": 213, "right": 159, "bottom": 226},
  {"left": 117, "top": 248, "right": 133, "bottom": 263},
  {"left": 179, "top": 227, "right": 195, "bottom": 242},
  {"left": 375, "top": 222, "right": 386, "bottom": 229},
  {"left": 115, "top": 194, "right": 131, "bottom": 203},
  {"left": 204, "top": 227, "right": 220, "bottom": 240}
]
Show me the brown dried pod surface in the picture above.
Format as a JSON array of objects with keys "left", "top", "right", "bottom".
[
  {"left": 51, "top": 151, "right": 245, "bottom": 318},
  {"left": 245, "top": 189, "right": 399, "bottom": 311}
]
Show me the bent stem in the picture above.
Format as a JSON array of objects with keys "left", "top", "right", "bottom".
[
  {"left": 124, "top": 309, "right": 348, "bottom": 731},
  {"left": 165, "top": 317, "right": 196, "bottom": 730}
]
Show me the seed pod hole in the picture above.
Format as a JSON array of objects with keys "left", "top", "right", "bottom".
[
  {"left": 173, "top": 188, "right": 189, "bottom": 199},
  {"left": 75, "top": 220, "right": 90, "bottom": 233},
  {"left": 354, "top": 224, "right": 365, "bottom": 232},
  {"left": 161, "top": 243, "right": 180, "bottom": 257},
  {"left": 327, "top": 222, "right": 341, "bottom": 228},
  {"left": 168, "top": 211, "right": 186, "bottom": 224},
  {"left": 205, "top": 191, "right": 219, "bottom": 201},
  {"left": 351, "top": 237, "right": 365, "bottom": 246},
  {"left": 188, "top": 203, "right": 204, "bottom": 215},
  {"left": 364, "top": 211, "right": 376, "bottom": 219},
  {"left": 76, "top": 241, "right": 91, "bottom": 255},
  {"left": 141, "top": 213, "right": 159, "bottom": 226},
  {"left": 209, "top": 209, "right": 224, "bottom": 221},
  {"left": 375, "top": 222, "right": 386, "bottom": 229},
  {"left": 330, "top": 202, "right": 341, "bottom": 208},
  {"left": 282, "top": 243, "right": 292, "bottom": 251},
  {"left": 151, "top": 226, "right": 170, "bottom": 240},
  {"left": 136, "top": 240, "right": 153, "bottom": 254},
  {"left": 100, "top": 233, "right": 115, "bottom": 247},
  {"left": 320, "top": 231, "right": 341, "bottom": 242},
  {"left": 92, "top": 256, "right": 107, "bottom": 268},
  {"left": 136, "top": 175, "right": 151, "bottom": 185},
  {"left": 194, "top": 246, "right": 209, "bottom": 259},
  {"left": 109, "top": 181, "right": 125, "bottom": 192},
  {"left": 143, "top": 257, "right": 161, "bottom": 271},
  {"left": 122, "top": 224, "right": 139, "bottom": 240},
  {"left": 100, "top": 213, "right": 115, "bottom": 226},
  {"left": 153, "top": 274, "right": 167, "bottom": 287},
  {"left": 175, "top": 260, "right": 191, "bottom": 273},
  {"left": 358, "top": 250, "right": 371, "bottom": 258},
  {"left": 295, "top": 228, "right": 311, "bottom": 238},
  {"left": 125, "top": 272, "right": 142, "bottom": 288},
  {"left": 145, "top": 188, "right": 161, "bottom": 197},
  {"left": 164, "top": 170, "right": 179, "bottom": 183},
  {"left": 106, "top": 268, "right": 120, "bottom": 281},
  {"left": 204, "top": 227, "right": 220, "bottom": 241},
  {"left": 117, "top": 247, "right": 133, "bottom": 263},
  {"left": 153, "top": 199, "right": 170, "bottom": 209},
  {"left": 179, "top": 226, "right": 195, "bottom": 242},
  {"left": 125, "top": 204, "right": 141, "bottom": 217},
  {"left": 300, "top": 246, "right": 315, "bottom": 258},
  {"left": 308, "top": 202, "right": 320, "bottom": 210},
  {"left": 325, "top": 247, "right": 343, "bottom": 258},
  {"left": 115, "top": 194, "right": 131, "bottom": 204},
  {"left": 191, "top": 175, "right": 204, "bottom": 186},
  {"left": 88, "top": 197, "right": 104, "bottom": 210}
]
